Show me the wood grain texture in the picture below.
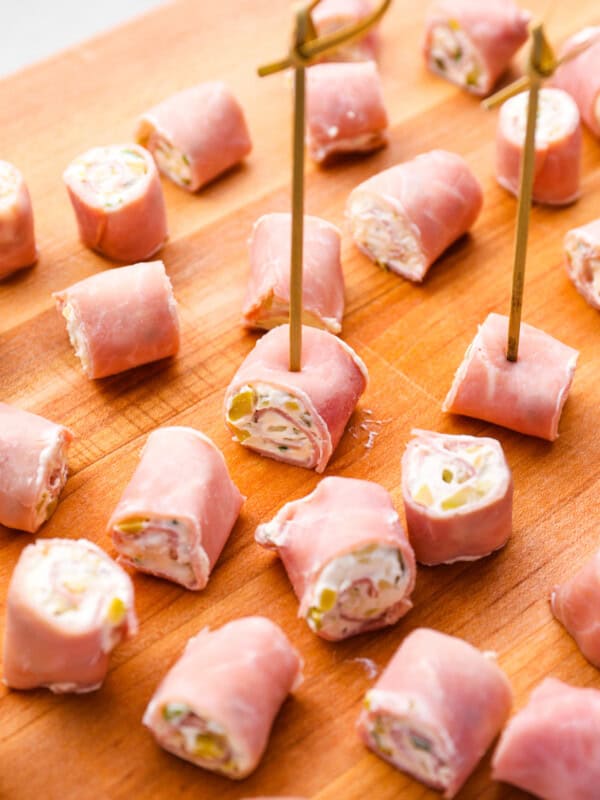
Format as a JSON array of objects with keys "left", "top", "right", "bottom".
[{"left": 1, "top": 1, "right": 599, "bottom": 798}]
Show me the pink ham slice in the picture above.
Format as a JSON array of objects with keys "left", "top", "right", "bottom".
[
  {"left": 0, "top": 402, "right": 72, "bottom": 533},
  {"left": 53, "top": 260, "right": 180, "bottom": 379},
  {"left": 312, "top": 0, "right": 380, "bottom": 62},
  {"left": 255, "top": 476, "right": 416, "bottom": 640},
  {"left": 564, "top": 217, "right": 600, "bottom": 311},
  {"left": 108, "top": 426, "right": 244, "bottom": 591},
  {"left": 346, "top": 149, "right": 483, "bottom": 281},
  {"left": 551, "top": 27, "right": 600, "bottom": 138},
  {"left": 0, "top": 160, "right": 37, "bottom": 279},
  {"left": 357, "top": 628, "right": 512, "bottom": 799},
  {"left": 551, "top": 549, "right": 600, "bottom": 668},
  {"left": 242, "top": 212, "right": 344, "bottom": 334},
  {"left": 443, "top": 312, "right": 578, "bottom": 441},
  {"left": 492, "top": 677, "right": 600, "bottom": 800},
  {"left": 423, "top": 0, "right": 530, "bottom": 96},
  {"left": 306, "top": 61, "right": 388, "bottom": 164},
  {"left": 136, "top": 82, "right": 252, "bottom": 192},
  {"left": 143, "top": 616, "right": 302, "bottom": 779}
]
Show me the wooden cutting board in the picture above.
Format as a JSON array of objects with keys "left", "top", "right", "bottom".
[{"left": 1, "top": 1, "right": 599, "bottom": 798}]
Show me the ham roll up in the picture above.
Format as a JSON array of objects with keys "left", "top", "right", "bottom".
[
  {"left": 564, "top": 217, "right": 600, "bottom": 311},
  {"left": 64, "top": 144, "right": 167, "bottom": 262},
  {"left": 347, "top": 150, "right": 483, "bottom": 281},
  {"left": 3, "top": 538, "right": 137, "bottom": 693},
  {"left": 0, "top": 160, "right": 37, "bottom": 279},
  {"left": 358, "top": 628, "right": 512, "bottom": 798},
  {"left": 492, "top": 678, "right": 600, "bottom": 799},
  {"left": 256, "top": 476, "right": 416, "bottom": 640},
  {"left": 143, "top": 617, "right": 302, "bottom": 778},
  {"left": 402, "top": 430, "right": 512, "bottom": 565},
  {"left": 53, "top": 260, "right": 180, "bottom": 379},
  {"left": 551, "top": 549, "right": 600, "bottom": 668},
  {"left": 224, "top": 325, "right": 367, "bottom": 472},
  {"left": 0, "top": 402, "right": 72, "bottom": 533},
  {"left": 312, "top": 0, "right": 380, "bottom": 62},
  {"left": 242, "top": 212, "right": 344, "bottom": 333},
  {"left": 443, "top": 313, "right": 578, "bottom": 441},
  {"left": 136, "top": 82, "right": 252, "bottom": 192},
  {"left": 551, "top": 27, "right": 600, "bottom": 138},
  {"left": 109, "top": 427, "right": 243, "bottom": 590}
]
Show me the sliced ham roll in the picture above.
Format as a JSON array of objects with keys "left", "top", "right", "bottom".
[
  {"left": 0, "top": 160, "right": 37, "bottom": 279},
  {"left": 143, "top": 617, "right": 302, "bottom": 778},
  {"left": 312, "top": 0, "right": 380, "bottom": 62},
  {"left": 423, "top": 0, "right": 530, "bottom": 96},
  {"left": 492, "top": 678, "right": 600, "bottom": 800},
  {"left": 402, "top": 429, "right": 513, "bottom": 566},
  {"left": 564, "top": 217, "right": 600, "bottom": 311},
  {"left": 306, "top": 61, "right": 388, "bottom": 164},
  {"left": 357, "top": 628, "right": 512, "bottom": 798},
  {"left": 242, "top": 213, "right": 344, "bottom": 333},
  {"left": 551, "top": 27, "right": 600, "bottom": 138},
  {"left": 53, "top": 260, "right": 180, "bottom": 379},
  {"left": 63, "top": 144, "right": 167, "bottom": 262},
  {"left": 551, "top": 549, "right": 600, "bottom": 668},
  {"left": 136, "top": 82, "right": 252, "bottom": 192},
  {"left": 224, "top": 324, "right": 368, "bottom": 473},
  {"left": 109, "top": 426, "right": 244, "bottom": 591},
  {"left": 256, "top": 476, "right": 416, "bottom": 640},
  {"left": 496, "top": 88, "right": 582, "bottom": 206},
  {"left": 346, "top": 150, "right": 483, "bottom": 281},
  {"left": 3, "top": 538, "right": 137, "bottom": 693},
  {"left": 0, "top": 402, "right": 72, "bottom": 533},
  {"left": 443, "top": 312, "right": 578, "bottom": 441}
]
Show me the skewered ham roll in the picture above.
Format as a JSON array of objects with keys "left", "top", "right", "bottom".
[
  {"left": 358, "top": 628, "right": 512, "bottom": 798},
  {"left": 402, "top": 430, "right": 512, "bottom": 565},
  {"left": 256, "top": 476, "right": 416, "bottom": 640},
  {"left": 306, "top": 62, "right": 388, "bottom": 164},
  {"left": 143, "top": 617, "right": 302, "bottom": 778},
  {"left": 242, "top": 213, "right": 344, "bottom": 333},
  {"left": 312, "top": 0, "right": 380, "bottom": 62},
  {"left": 443, "top": 313, "right": 578, "bottom": 441},
  {"left": 224, "top": 324, "right": 367, "bottom": 472},
  {"left": 109, "top": 427, "right": 243, "bottom": 590},
  {"left": 551, "top": 27, "right": 600, "bottom": 138},
  {"left": 0, "top": 160, "right": 37, "bottom": 279},
  {"left": 496, "top": 88, "right": 582, "bottom": 206},
  {"left": 53, "top": 260, "right": 180, "bottom": 379},
  {"left": 423, "top": 0, "right": 530, "bottom": 96},
  {"left": 551, "top": 549, "right": 600, "bottom": 668},
  {"left": 492, "top": 678, "right": 600, "bottom": 799},
  {"left": 564, "top": 218, "right": 600, "bottom": 311},
  {"left": 136, "top": 82, "right": 252, "bottom": 192},
  {"left": 63, "top": 144, "right": 167, "bottom": 261},
  {"left": 347, "top": 150, "right": 483, "bottom": 281},
  {"left": 0, "top": 402, "right": 72, "bottom": 533},
  {"left": 3, "top": 538, "right": 137, "bottom": 693}
]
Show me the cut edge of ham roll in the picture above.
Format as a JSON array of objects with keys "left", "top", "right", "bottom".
[
  {"left": 551, "top": 26, "right": 600, "bottom": 138},
  {"left": 564, "top": 217, "right": 600, "bottom": 311},
  {"left": 3, "top": 538, "right": 137, "bottom": 693},
  {"left": 402, "top": 429, "right": 513, "bottom": 565},
  {"left": 0, "top": 160, "right": 37, "bottom": 279}
]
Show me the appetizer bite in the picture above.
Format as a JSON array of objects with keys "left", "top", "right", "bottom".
[
  {"left": 242, "top": 212, "right": 344, "bottom": 333},
  {"left": 312, "top": 0, "right": 380, "bottom": 62},
  {"left": 0, "top": 160, "right": 37, "bottom": 279},
  {"left": 109, "top": 427, "right": 243, "bottom": 590},
  {"left": 224, "top": 324, "right": 367, "bottom": 472},
  {"left": 53, "top": 260, "right": 180, "bottom": 379},
  {"left": 402, "top": 430, "right": 513, "bottom": 565},
  {"left": 423, "top": 0, "right": 530, "bottom": 96},
  {"left": 443, "top": 313, "right": 578, "bottom": 441},
  {"left": 256, "top": 476, "right": 416, "bottom": 640},
  {"left": 358, "top": 628, "right": 512, "bottom": 798},
  {"left": 143, "top": 617, "right": 302, "bottom": 778},
  {"left": 136, "top": 82, "right": 252, "bottom": 192},
  {"left": 3, "top": 538, "right": 137, "bottom": 693},
  {"left": 551, "top": 548, "right": 600, "bottom": 668},
  {"left": 306, "top": 61, "right": 388, "bottom": 164},
  {"left": 347, "top": 150, "right": 483, "bottom": 281},
  {"left": 63, "top": 144, "right": 167, "bottom": 261},
  {"left": 0, "top": 402, "right": 72, "bottom": 533},
  {"left": 564, "top": 217, "right": 600, "bottom": 310},
  {"left": 496, "top": 88, "right": 582, "bottom": 205},
  {"left": 551, "top": 26, "right": 600, "bottom": 138},
  {"left": 492, "top": 678, "right": 600, "bottom": 799}
]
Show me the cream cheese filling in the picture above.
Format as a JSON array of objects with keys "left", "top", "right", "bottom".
[
  {"left": 33, "top": 431, "right": 70, "bottom": 528},
  {"left": 61, "top": 300, "right": 92, "bottom": 375},
  {"left": 503, "top": 88, "right": 580, "bottom": 146},
  {"left": 566, "top": 231, "right": 600, "bottom": 302},
  {"left": 428, "top": 22, "right": 485, "bottom": 91},
  {"left": 251, "top": 294, "right": 341, "bottom": 334},
  {"left": 311, "top": 130, "right": 387, "bottom": 163},
  {"left": 151, "top": 135, "right": 192, "bottom": 188},
  {"left": 0, "top": 161, "right": 19, "bottom": 208},
  {"left": 65, "top": 145, "right": 149, "bottom": 209}
]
